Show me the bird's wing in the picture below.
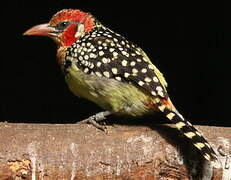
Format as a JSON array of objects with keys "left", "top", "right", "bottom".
[{"left": 65, "top": 28, "right": 168, "bottom": 98}]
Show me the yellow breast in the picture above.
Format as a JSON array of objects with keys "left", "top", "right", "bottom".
[{"left": 64, "top": 64, "right": 154, "bottom": 116}]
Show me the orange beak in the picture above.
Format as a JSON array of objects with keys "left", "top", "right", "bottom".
[{"left": 23, "top": 23, "right": 57, "bottom": 37}]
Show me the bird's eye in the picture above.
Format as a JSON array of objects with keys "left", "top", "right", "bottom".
[{"left": 56, "top": 21, "right": 70, "bottom": 31}]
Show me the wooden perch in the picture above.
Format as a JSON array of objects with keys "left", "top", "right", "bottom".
[{"left": 0, "top": 122, "right": 230, "bottom": 180}]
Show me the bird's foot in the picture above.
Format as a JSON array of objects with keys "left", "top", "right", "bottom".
[{"left": 78, "top": 111, "right": 111, "bottom": 133}]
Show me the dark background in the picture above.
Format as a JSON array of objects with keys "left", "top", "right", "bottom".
[{"left": 1, "top": 1, "right": 228, "bottom": 126}]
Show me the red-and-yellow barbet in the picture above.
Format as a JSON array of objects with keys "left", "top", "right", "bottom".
[{"left": 24, "top": 9, "right": 219, "bottom": 164}]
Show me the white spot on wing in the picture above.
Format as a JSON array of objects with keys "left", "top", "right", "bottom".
[
  {"left": 113, "top": 52, "right": 118, "bottom": 58},
  {"left": 144, "top": 77, "right": 152, "bottom": 82},
  {"left": 153, "top": 76, "right": 159, "bottom": 82},
  {"left": 158, "top": 104, "right": 165, "bottom": 111},
  {"left": 103, "top": 71, "right": 110, "bottom": 78},
  {"left": 156, "top": 86, "right": 163, "bottom": 92},
  {"left": 95, "top": 71, "right": 102, "bottom": 77},
  {"left": 141, "top": 68, "right": 147, "bottom": 73},
  {"left": 111, "top": 68, "right": 118, "bottom": 75},
  {"left": 132, "top": 68, "right": 138, "bottom": 74},
  {"left": 158, "top": 91, "right": 164, "bottom": 97},
  {"left": 97, "top": 61, "right": 102, "bottom": 67},
  {"left": 84, "top": 68, "right": 89, "bottom": 73},
  {"left": 109, "top": 48, "right": 115, "bottom": 52},
  {"left": 124, "top": 72, "right": 130, "bottom": 78},
  {"left": 138, "top": 81, "right": 145, "bottom": 86},
  {"left": 102, "top": 57, "right": 108, "bottom": 63},
  {"left": 121, "top": 60, "right": 128, "bottom": 66},
  {"left": 130, "top": 61, "right": 136, "bottom": 66},
  {"left": 79, "top": 56, "right": 83, "bottom": 61},
  {"left": 99, "top": 51, "right": 104, "bottom": 56},
  {"left": 84, "top": 55, "right": 89, "bottom": 60},
  {"left": 151, "top": 91, "right": 156, "bottom": 96},
  {"left": 90, "top": 53, "right": 96, "bottom": 58},
  {"left": 113, "top": 38, "right": 118, "bottom": 42},
  {"left": 115, "top": 76, "right": 121, "bottom": 81},
  {"left": 136, "top": 58, "right": 142, "bottom": 62}
]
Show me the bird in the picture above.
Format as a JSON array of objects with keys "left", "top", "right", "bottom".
[{"left": 24, "top": 9, "right": 219, "bottom": 163}]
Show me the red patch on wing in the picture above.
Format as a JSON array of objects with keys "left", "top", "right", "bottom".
[
  {"left": 145, "top": 97, "right": 175, "bottom": 111},
  {"left": 144, "top": 99, "right": 159, "bottom": 110},
  {"left": 160, "top": 98, "right": 176, "bottom": 110}
]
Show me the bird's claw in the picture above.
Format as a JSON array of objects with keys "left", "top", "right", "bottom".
[{"left": 78, "top": 113, "right": 108, "bottom": 133}]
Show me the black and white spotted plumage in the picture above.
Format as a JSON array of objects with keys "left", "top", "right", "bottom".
[{"left": 64, "top": 24, "right": 168, "bottom": 99}]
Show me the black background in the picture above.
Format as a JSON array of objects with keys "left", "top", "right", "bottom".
[{"left": 1, "top": 1, "right": 228, "bottom": 126}]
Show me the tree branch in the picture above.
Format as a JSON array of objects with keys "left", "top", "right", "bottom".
[{"left": 0, "top": 122, "right": 230, "bottom": 179}]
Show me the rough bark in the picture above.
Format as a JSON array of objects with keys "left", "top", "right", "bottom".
[{"left": 0, "top": 122, "right": 230, "bottom": 180}]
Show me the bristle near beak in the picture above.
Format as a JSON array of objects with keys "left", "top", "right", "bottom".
[{"left": 23, "top": 23, "right": 57, "bottom": 36}]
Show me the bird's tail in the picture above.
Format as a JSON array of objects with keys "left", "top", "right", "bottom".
[{"left": 154, "top": 97, "right": 218, "bottom": 162}]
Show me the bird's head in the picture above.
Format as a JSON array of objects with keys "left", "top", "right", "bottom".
[{"left": 24, "top": 9, "right": 95, "bottom": 46}]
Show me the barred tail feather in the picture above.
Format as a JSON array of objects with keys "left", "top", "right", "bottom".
[{"left": 155, "top": 99, "right": 218, "bottom": 162}]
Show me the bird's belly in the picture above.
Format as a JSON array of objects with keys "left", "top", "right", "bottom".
[{"left": 65, "top": 65, "right": 155, "bottom": 116}]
